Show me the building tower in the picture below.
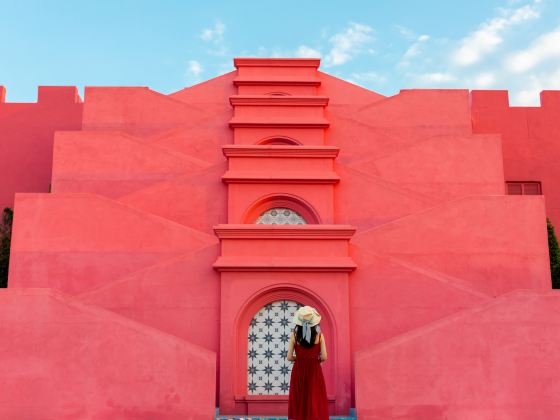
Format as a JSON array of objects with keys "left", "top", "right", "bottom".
[{"left": 214, "top": 58, "right": 356, "bottom": 416}]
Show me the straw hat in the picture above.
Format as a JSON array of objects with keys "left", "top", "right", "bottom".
[{"left": 293, "top": 305, "right": 321, "bottom": 327}]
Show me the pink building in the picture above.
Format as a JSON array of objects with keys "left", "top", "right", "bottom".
[{"left": 1, "top": 58, "right": 560, "bottom": 419}]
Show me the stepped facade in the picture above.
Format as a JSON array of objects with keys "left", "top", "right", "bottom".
[{"left": 1, "top": 58, "right": 560, "bottom": 419}]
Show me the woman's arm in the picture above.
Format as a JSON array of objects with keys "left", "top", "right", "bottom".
[
  {"left": 319, "top": 333, "right": 328, "bottom": 362},
  {"left": 287, "top": 332, "right": 296, "bottom": 362}
]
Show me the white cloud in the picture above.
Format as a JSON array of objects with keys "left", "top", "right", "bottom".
[
  {"left": 324, "top": 23, "right": 374, "bottom": 67},
  {"left": 187, "top": 60, "right": 203, "bottom": 78},
  {"left": 388, "top": 1, "right": 556, "bottom": 106},
  {"left": 511, "top": 67, "right": 560, "bottom": 105},
  {"left": 416, "top": 72, "right": 456, "bottom": 84},
  {"left": 395, "top": 24, "right": 415, "bottom": 41},
  {"left": 401, "top": 34, "right": 431, "bottom": 63},
  {"left": 506, "top": 27, "right": 560, "bottom": 72},
  {"left": 452, "top": 2, "right": 540, "bottom": 66},
  {"left": 473, "top": 72, "right": 496, "bottom": 88},
  {"left": 295, "top": 45, "right": 321, "bottom": 58},
  {"left": 200, "top": 21, "right": 226, "bottom": 42},
  {"left": 200, "top": 21, "right": 228, "bottom": 56}
]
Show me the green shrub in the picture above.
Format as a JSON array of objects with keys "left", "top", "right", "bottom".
[
  {"left": 0, "top": 207, "right": 13, "bottom": 288},
  {"left": 548, "top": 218, "right": 560, "bottom": 289}
]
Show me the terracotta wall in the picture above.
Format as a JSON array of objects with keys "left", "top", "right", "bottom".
[
  {"left": 472, "top": 90, "right": 560, "bottom": 228},
  {"left": 0, "top": 289, "right": 216, "bottom": 419},
  {"left": 1, "top": 63, "right": 558, "bottom": 416},
  {"left": 0, "top": 86, "right": 83, "bottom": 210},
  {"left": 355, "top": 291, "right": 560, "bottom": 420}
]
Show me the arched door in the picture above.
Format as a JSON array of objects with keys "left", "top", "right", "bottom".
[{"left": 247, "top": 300, "right": 302, "bottom": 395}]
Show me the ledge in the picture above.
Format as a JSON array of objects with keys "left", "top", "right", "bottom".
[
  {"left": 214, "top": 224, "right": 356, "bottom": 239},
  {"left": 230, "top": 95, "right": 329, "bottom": 106},
  {"left": 222, "top": 170, "right": 340, "bottom": 184},
  {"left": 214, "top": 256, "right": 357, "bottom": 272},
  {"left": 234, "top": 58, "right": 321, "bottom": 68},
  {"left": 234, "top": 77, "right": 321, "bottom": 86},
  {"left": 222, "top": 145, "right": 339, "bottom": 158},
  {"left": 229, "top": 118, "right": 330, "bottom": 128}
]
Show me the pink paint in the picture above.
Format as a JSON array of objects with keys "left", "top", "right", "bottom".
[
  {"left": 472, "top": 90, "right": 560, "bottom": 228},
  {"left": 356, "top": 291, "right": 560, "bottom": 419},
  {"left": 0, "top": 86, "right": 82, "bottom": 210},
  {"left": 0, "top": 289, "right": 215, "bottom": 419},
  {"left": 0, "top": 58, "right": 558, "bottom": 417}
]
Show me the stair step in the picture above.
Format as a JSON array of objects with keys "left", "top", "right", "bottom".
[{"left": 215, "top": 407, "right": 357, "bottom": 419}]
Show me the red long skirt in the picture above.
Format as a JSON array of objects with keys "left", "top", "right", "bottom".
[{"left": 288, "top": 342, "right": 328, "bottom": 420}]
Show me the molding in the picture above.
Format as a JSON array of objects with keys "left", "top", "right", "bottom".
[
  {"left": 222, "top": 145, "right": 339, "bottom": 158},
  {"left": 233, "top": 77, "right": 321, "bottom": 86},
  {"left": 222, "top": 170, "right": 340, "bottom": 184},
  {"left": 234, "top": 58, "right": 320, "bottom": 68},
  {"left": 230, "top": 95, "right": 329, "bottom": 106},
  {"left": 213, "top": 256, "right": 357, "bottom": 272},
  {"left": 214, "top": 224, "right": 356, "bottom": 239},
  {"left": 229, "top": 118, "right": 330, "bottom": 128}
]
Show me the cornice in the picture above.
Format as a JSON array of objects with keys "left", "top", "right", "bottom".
[
  {"left": 213, "top": 224, "right": 356, "bottom": 239},
  {"left": 234, "top": 58, "right": 320, "bottom": 68},
  {"left": 229, "top": 118, "right": 330, "bottom": 128},
  {"left": 229, "top": 95, "right": 329, "bottom": 107},
  {"left": 222, "top": 171, "right": 340, "bottom": 184},
  {"left": 222, "top": 145, "right": 339, "bottom": 158},
  {"left": 213, "top": 256, "right": 357, "bottom": 272},
  {"left": 233, "top": 77, "right": 321, "bottom": 86}
]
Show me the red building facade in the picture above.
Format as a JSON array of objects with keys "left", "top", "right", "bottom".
[{"left": 1, "top": 58, "right": 560, "bottom": 419}]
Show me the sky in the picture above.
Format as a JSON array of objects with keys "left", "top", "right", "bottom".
[{"left": 1, "top": 0, "right": 559, "bottom": 105}]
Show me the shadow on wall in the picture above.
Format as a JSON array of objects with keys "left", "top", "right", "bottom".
[{"left": 0, "top": 207, "right": 13, "bottom": 288}]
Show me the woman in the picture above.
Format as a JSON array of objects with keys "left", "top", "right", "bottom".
[{"left": 287, "top": 305, "right": 328, "bottom": 420}]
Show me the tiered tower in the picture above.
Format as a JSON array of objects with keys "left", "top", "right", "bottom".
[{"left": 214, "top": 58, "right": 356, "bottom": 416}]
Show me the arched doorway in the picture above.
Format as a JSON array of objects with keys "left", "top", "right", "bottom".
[
  {"left": 223, "top": 285, "right": 341, "bottom": 415},
  {"left": 247, "top": 300, "right": 302, "bottom": 395}
]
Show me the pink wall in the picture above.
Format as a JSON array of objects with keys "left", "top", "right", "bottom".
[
  {"left": 0, "top": 288, "right": 215, "bottom": 419},
  {"left": 355, "top": 291, "right": 560, "bottom": 420},
  {"left": 52, "top": 130, "right": 212, "bottom": 199},
  {"left": 78, "top": 244, "right": 221, "bottom": 353},
  {"left": 351, "top": 195, "right": 551, "bottom": 297},
  {"left": 8, "top": 193, "right": 217, "bottom": 294},
  {"left": 1, "top": 59, "right": 558, "bottom": 416},
  {"left": 0, "top": 86, "right": 83, "bottom": 209},
  {"left": 472, "top": 90, "right": 560, "bottom": 228}
]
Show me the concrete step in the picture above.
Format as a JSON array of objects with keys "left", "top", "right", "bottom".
[{"left": 215, "top": 408, "right": 357, "bottom": 419}]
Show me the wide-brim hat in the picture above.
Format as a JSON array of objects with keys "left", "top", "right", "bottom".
[{"left": 293, "top": 306, "right": 321, "bottom": 327}]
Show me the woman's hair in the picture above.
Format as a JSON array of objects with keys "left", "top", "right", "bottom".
[{"left": 294, "top": 324, "right": 319, "bottom": 349}]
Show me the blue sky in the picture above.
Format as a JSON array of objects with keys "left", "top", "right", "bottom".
[{"left": 1, "top": 0, "right": 559, "bottom": 105}]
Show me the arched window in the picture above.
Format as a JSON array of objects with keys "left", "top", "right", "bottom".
[
  {"left": 244, "top": 194, "right": 320, "bottom": 224},
  {"left": 256, "top": 208, "right": 307, "bottom": 225},
  {"left": 258, "top": 136, "right": 301, "bottom": 146},
  {"left": 248, "top": 300, "right": 302, "bottom": 395}
]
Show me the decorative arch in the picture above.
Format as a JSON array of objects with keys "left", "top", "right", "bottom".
[
  {"left": 257, "top": 136, "right": 302, "bottom": 146},
  {"left": 243, "top": 194, "right": 321, "bottom": 224},
  {"left": 234, "top": 284, "right": 337, "bottom": 397}
]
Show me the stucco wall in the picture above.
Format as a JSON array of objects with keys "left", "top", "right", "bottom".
[
  {"left": 0, "top": 288, "right": 216, "bottom": 420},
  {"left": 355, "top": 291, "right": 560, "bottom": 420}
]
